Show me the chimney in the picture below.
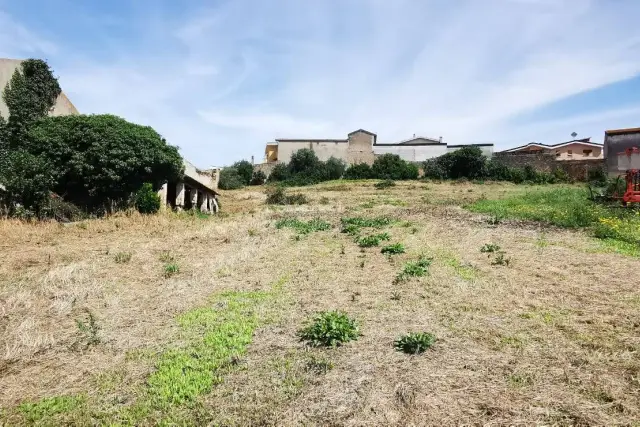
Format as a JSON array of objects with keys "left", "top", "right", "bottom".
[
  {"left": 439, "top": 136, "right": 443, "bottom": 143},
  {"left": 413, "top": 133, "right": 416, "bottom": 138},
  {"left": 251, "top": 155, "right": 254, "bottom": 165}
]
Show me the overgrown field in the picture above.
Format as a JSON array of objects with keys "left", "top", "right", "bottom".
[{"left": 1, "top": 181, "right": 639, "bottom": 426}]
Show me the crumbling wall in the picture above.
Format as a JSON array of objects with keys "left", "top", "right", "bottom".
[{"left": 493, "top": 153, "right": 605, "bottom": 181}]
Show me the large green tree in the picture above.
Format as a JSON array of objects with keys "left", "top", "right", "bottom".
[
  {"left": 26, "top": 114, "right": 184, "bottom": 212},
  {"left": 0, "top": 59, "right": 60, "bottom": 215}
]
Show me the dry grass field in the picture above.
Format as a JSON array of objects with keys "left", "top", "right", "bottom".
[{"left": 1, "top": 180, "right": 639, "bottom": 426}]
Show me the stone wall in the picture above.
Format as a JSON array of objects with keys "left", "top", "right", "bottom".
[
  {"left": 254, "top": 162, "right": 278, "bottom": 177},
  {"left": 493, "top": 153, "right": 606, "bottom": 181}
]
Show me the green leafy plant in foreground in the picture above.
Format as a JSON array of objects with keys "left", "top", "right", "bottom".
[
  {"left": 394, "top": 332, "right": 436, "bottom": 354},
  {"left": 164, "top": 262, "right": 180, "bottom": 277},
  {"left": 381, "top": 243, "right": 406, "bottom": 255},
  {"left": 299, "top": 310, "right": 360, "bottom": 347}
]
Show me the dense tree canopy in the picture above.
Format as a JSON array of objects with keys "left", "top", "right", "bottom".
[{"left": 26, "top": 114, "right": 184, "bottom": 211}]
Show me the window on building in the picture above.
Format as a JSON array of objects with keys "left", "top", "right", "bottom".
[
  {"left": 556, "top": 151, "right": 561, "bottom": 157},
  {"left": 567, "top": 150, "right": 573, "bottom": 157},
  {"left": 583, "top": 149, "right": 592, "bottom": 157}
]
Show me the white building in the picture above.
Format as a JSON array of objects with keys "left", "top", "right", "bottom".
[{"left": 373, "top": 135, "right": 493, "bottom": 161}]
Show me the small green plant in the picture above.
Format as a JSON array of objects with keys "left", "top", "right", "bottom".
[
  {"left": 396, "top": 256, "right": 432, "bottom": 282},
  {"left": 340, "top": 244, "right": 345, "bottom": 255},
  {"left": 76, "top": 310, "right": 100, "bottom": 347},
  {"left": 381, "top": 243, "right": 405, "bottom": 255},
  {"left": 164, "top": 262, "right": 180, "bottom": 277},
  {"left": 275, "top": 218, "right": 331, "bottom": 234},
  {"left": 298, "top": 311, "right": 360, "bottom": 347},
  {"left": 340, "top": 216, "right": 394, "bottom": 235},
  {"left": 248, "top": 228, "right": 257, "bottom": 237},
  {"left": 394, "top": 332, "right": 436, "bottom": 354},
  {"left": 134, "top": 182, "right": 161, "bottom": 214},
  {"left": 374, "top": 179, "right": 396, "bottom": 189},
  {"left": 359, "top": 260, "right": 365, "bottom": 268},
  {"left": 357, "top": 232, "right": 391, "bottom": 248},
  {"left": 411, "top": 227, "right": 418, "bottom": 234},
  {"left": 114, "top": 251, "right": 132, "bottom": 263},
  {"left": 391, "top": 291, "right": 401, "bottom": 301},
  {"left": 480, "top": 243, "right": 500, "bottom": 253},
  {"left": 492, "top": 252, "right": 511, "bottom": 266}
]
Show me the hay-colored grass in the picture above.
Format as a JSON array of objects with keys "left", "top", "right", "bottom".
[{"left": 1, "top": 181, "right": 638, "bottom": 425}]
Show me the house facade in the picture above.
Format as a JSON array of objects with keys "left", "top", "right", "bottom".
[
  {"left": 264, "top": 130, "right": 494, "bottom": 166},
  {"left": 501, "top": 137, "right": 603, "bottom": 160},
  {"left": 604, "top": 127, "right": 640, "bottom": 174}
]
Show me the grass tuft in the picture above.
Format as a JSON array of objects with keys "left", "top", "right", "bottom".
[
  {"left": 357, "top": 232, "right": 390, "bottom": 247},
  {"left": 114, "top": 251, "right": 132, "bottom": 263},
  {"left": 394, "top": 332, "right": 435, "bottom": 354},
  {"left": 396, "top": 256, "right": 433, "bottom": 282},
  {"left": 480, "top": 243, "right": 500, "bottom": 253},
  {"left": 164, "top": 262, "right": 180, "bottom": 277}
]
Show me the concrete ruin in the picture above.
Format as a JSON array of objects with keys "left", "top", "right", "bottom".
[{"left": 157, "top": 160, "right": 221, "bottom": 213}]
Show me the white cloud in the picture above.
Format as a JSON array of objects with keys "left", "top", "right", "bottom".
[
  {"left": 0, "top": 11, "right": 57, "bottom": 57},
  {"left": 2, "top": 0, "right": 640, "bottom": 165}
]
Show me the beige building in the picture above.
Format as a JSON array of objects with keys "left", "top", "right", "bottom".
[
  {"left": 502, "top": 137, "right": 603, "bottom": 160},
  {"left": 266, "top": 129, "right": 377, "bottom": 165},
  {"left": 0, "top": 58, "right": 79, "bottom": 118}
]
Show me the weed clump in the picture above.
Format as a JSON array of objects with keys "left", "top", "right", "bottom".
[
  {"left": 275, "top": 217, "right": 331, "bottom": 234},
  {"left": 164, "top": 262, "right": 180, "bottom": 277},
  {"left": 266, "top": 187, "right": 308, "bottom": 205},
  {"left": 381, "top": 243, "right": 406, "bottom": 255},
  {"left": 375, "top": 179, "right": 396, "bottom": 189},
  {"left": 114, "top": 251, "right": 132, "bottom": 263},
  {"left": 395, "top": 332, "right": 436, "bottom": 354},
  {"left": 357, "top": 232, "right": 391, "bottom": 247},
  {"left": 299, "top": 311, "right": 360, "bottom": 347},
  {"left": 480, "top": 243, "right": 500, "bottom": 253},
  {"left": 492, "top": 252, "right": 511, "bottom": 266},
  {"left": 396, "top": 256, "right": 432, "bottom": 282},
  {"left": 76, "top": 310, "right": 100, "bottom": 347}
]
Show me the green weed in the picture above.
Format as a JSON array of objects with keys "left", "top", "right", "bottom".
[
  {"left": 340, "top": 216, "right": 394, "bottom": 235},
  {"left": 374, "top": 179, "right": 396, "bottom": 189},
  {"left": 159, "top": 251, "right": 175, "bottom": 263},
  {"left": 114, "top": 251, "right": 132, "bottom": 263},
  {"left": 480, "top": 243, "right": 500, "bottom": 253},
  {"left": 381, "top": 243, "right": 406, "bottom": 255},
  {"left": 305, "top": 355, "right": 334, "bottom": 374},
  {"left": 394, "top": 332, "right": 436, "bottom": 354},
  {"left": 299, "top": 311, "right": 360, "bottom": 347},
  {"left": 164, "top": 262, "right": 180, "bottom": 277},
  {"left": 492, "top": 252, "right": 511, "bottom": 266},
  {"left": 357, "top": 232, "right": 391, "bottom": 248},
  {"left": 275, "top": 218, "right": 331, "bottom": 235},
  {"left": 396, "top": 256, "right": 433, "bottom": 282}
]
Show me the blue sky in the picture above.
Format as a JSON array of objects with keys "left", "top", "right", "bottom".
[{"left": 1, "top": 0, "right": 640, "bottom": 167}]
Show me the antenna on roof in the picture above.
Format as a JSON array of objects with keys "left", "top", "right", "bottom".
[{"left": 571, "top": 132, "right": 577, "bottom": 138}]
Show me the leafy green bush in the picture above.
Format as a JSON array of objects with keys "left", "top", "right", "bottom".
[
  {"left": 372, "top": 154, "right": 419, "bottom": 180},
  {"left": 394, "top": 332, "right": 435, "bottom": 354},
  {"left": 381, "top": 243, "right": 405, "bottom": 254},
  {"left": 344, "top": 163, "right": 373, "bottom": 179},
  {"left": 134, "top": 183, "right": 161, "bottom": 214},
  {"left": 233, "top": 160, "right": 254, "bottom": 185},
  {"left": 0, "top": 149, "right": 55, "bottom": 217},
  {"left": 422, "top": 159, "right": 448, "bottom": 180},
  {"left": 265, "top": 187, "right": 308, "bottom": 205},
  {"left": 268, "top": 163, "right": 290, "bottom": 182},
  {"left": 298, "top": 311, "right": 360, "bottom": 347},
  {"left": 375, "top": 179, "right": 396, "bottom": 189},
  {"left": 26, "top": 114, "right": 183, "bottom": 213},
  {"left": 250, "top": 170, "right": 267, "bottom": 185},
  {"left": 219, "top": 167, "right": 245, "bottom": 190}
]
